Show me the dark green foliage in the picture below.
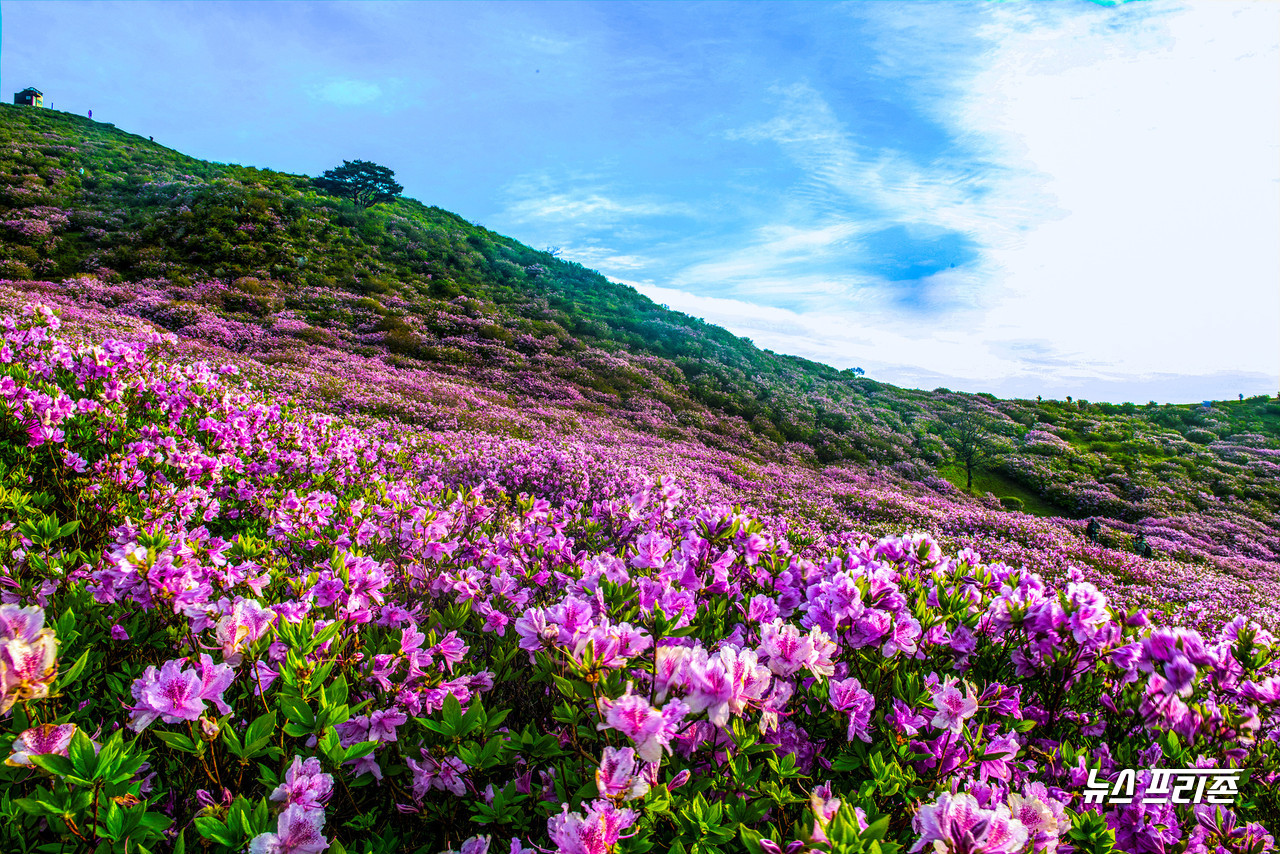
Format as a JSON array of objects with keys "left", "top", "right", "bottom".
[{"left": 313, "top": 160, "right": 403, "bottom": 209}]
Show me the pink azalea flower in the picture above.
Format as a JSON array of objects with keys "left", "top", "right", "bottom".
[
  {"left": 828, "top": 677, "right": 876, "bottom": 742},
  {"left": 247, "top": 803, "right": 328, "bottom": 854},
  {"left": 630, "top": 532, "right": 671, "bottom": 570},
  {"left": 595, "top": 746, "right": 650, "bottom": 800},
  {"left": 548, "top": 800, "right": 636, "bottom": 854},
  {"left": 408, "top": 751, "right": 468, "bottom": 798},
  {"left": 911, "top": 792, "right": 1028, "bottom": 854},
  {"left": 930, "top": 676, "right": 979, "bottom": 735},
  {"left": 5, "top": 723, "right": 79, "bottom": 767},
  {"left": 127, "top": 655, "right": 234, "bottom": 732},
  {"left": 684, "top": 645, "right": 772, "bottom": 728},
  {"left": 882, "top": 615, "right": 922, "bottom": 658},
  {"left": 368, "top": 708, "right": 407, "bottom": 743},
  {"left": 0, "top": 604, "right": 59, "bottom": 714},
  {"left": 759, "top": 619, "right": 834, "bottom": 678},
  {"left": 598, "top": 688, "right": 689, "bottom": 763},
  {"left": 214, "top": 598, "right": 276, "bottom": 664},
  {"left": 270, "top": 755, "right": 333, "bottom": 811},
  {"left": 978, "top": 731, "right": 1021, "bottom": 782},
  {"left": 888, "top": 698, "right": 929, "bottom": 737}
]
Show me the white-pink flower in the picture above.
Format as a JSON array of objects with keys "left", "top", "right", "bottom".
[
  {"left": 247, "top": 804, "right": 328, "bottom": 854},
  {"left": 929, "top": 676, "right": 979, "bottom": 735}
]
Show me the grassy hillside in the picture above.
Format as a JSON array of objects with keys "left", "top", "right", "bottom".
[{"left": 2, "top": 103, "right": 1278, "bottom": 568}]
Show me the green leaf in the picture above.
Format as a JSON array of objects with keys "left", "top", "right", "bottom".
[
  {"left": 442, "top": 691, "right": 463, "bottom": 729},
  {"left": 14, "top": 797, "right": 62, "bottom": 817},
  {"left": 27, "top": 754, "right": 74, "bottom": 776},
  {"left": 55, "top": 650, "right": 90, "bottom": 691},
  {"left": 221, "top": 723, "right": 245, "bottom": 757},
  {"left": 310, "top": 621, "right": 343, "bottom": 652},
  {"left": 153, "top": 731, "right": 197, "bottom": 754},
  {"left": 100, "top": 801, "right": 123, "bottom": 841},
  {"left": 343, "top": 740, "right": 377, "bottom": 762},
  {"left": 68, "top": 729, "right": 98, "bottom": 778},
  {"left": 280, "top": 697, "right": 315, "bottom": 727},
  {"left": 193, "top": 816, "right": 238, "bottom": 848},
  {"left": 243, "top": 711, "right": 278, "bottom": 754}
]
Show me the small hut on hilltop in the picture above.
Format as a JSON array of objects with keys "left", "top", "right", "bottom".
[{"left": 13, "top": 88, "right": 44, "bottom": 107}]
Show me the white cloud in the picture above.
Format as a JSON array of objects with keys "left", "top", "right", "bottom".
[
  {"left": 625, "top": 280, "right": 1272, "bottom": 403},
  {"left": 502, "top": 174, "right": 699, "bottom": 226},
  {"left": 636, "top": 1, "right": 1278, "bottom": 398},
  {"left": 952, "top": 1, "right": 1280, "bottom": 378},
  {"left": 557, "top": 245, "right": 653, "bottom": 271}
]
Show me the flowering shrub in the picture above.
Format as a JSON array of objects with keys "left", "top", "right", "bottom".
[{"left": 0, "top": 304, "right": 1277, "bottom": 854}]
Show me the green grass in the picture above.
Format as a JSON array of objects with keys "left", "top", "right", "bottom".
[{"left": 937, "top": 463, "right": 1066, "bottom": 518}]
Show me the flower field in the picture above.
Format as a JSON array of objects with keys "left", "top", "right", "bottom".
[
  {"left": 1, "top": 104, "right": 1279, "bottom": 853},
  {"left": 1, "top": 294, "right": 1278, "bottom": 853}
]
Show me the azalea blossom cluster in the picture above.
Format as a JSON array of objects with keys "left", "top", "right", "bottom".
[
  {"left": 0, "top": 304, "right": 1276, "bottom": 854},
  {"left": 248, "top": 756, "right": 334, "bottom": 854}
]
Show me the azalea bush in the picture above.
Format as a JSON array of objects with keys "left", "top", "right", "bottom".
[{"left": 1, "top": 304, "right": 1278, "bottom": 854}]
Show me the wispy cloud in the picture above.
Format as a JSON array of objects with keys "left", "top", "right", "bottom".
[{"left": 503, "top": 173, "right": 699, "bottom": 224}]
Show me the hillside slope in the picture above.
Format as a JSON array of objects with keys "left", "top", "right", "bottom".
[{"left": 2, "top": 103, "right": 1278, "bottom": 573}]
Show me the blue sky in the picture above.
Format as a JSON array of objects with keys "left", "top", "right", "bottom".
[{"left": 3, "top": 0, "right": 1277, "bottom": 403}]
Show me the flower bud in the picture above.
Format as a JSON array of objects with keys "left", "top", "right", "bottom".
[{"left": 198, "top": 716, "right": 220, "bottom": 742}]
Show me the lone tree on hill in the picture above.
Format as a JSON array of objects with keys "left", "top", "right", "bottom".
[
  {"left": 313, "top": 160, "right": 403, "bottom": 209},
  {"left": 941, "top": 404, "right": 1011, "bottom": 491}
]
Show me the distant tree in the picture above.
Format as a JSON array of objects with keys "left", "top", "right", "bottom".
[
  {"left": 313, "top": 160, "right": 403, "bottom": 209},
  {"left": 941, "top": 404, "right": 1011, "bottom": 491}
]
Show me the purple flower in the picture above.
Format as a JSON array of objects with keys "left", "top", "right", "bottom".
[
  {"left": 882, "top": 615, "right": 922, "bottom": 658},
  {"left": 215, "top": 598, "right": 276, "bottom": 664},
  {"left": 270, "top": 755, "right": 333, "bottom": 811},
  {"left": 5, "top": 723, "right": 80, "bottom": 767},
  {"left": 888, "top": 698, "right": 929, "bottom": 737},
  {"left": 828, "top": 677, "right": 876, "bottom": 742},
  {"left": 598, "top": 689, "right": 688, "bottom": 763},
  {"left": 408, "top": 751, "right": 468, "bottom": 798},
  {"left": 1007, "top": 789, "right": 1062, "bottom": 854},
  {"left": 1064, "top": 580, "right": 1110, "bottom": 642},
  {"left": 127, "top": 656, "right": 234, "bottom": 732},
  {"left": 683, "top": 645, "right": 771, "bottom": 728},
  {"left": 247, "top": 803, "right": 328, "bottom": 854},
  {"left": 759, "top": 619, "right": 835, "bottom": 677},
  {"left": 978, "top": 731, "right": 1021, "bottom": 782},
  {"left": 595, "top": 746, "right": 650, "bottom": 800},
  {"left": 368, "top": 708, "right": 407, "bottom": 743},
  {"left": 0, "top": 604, "right": 59, "bottom": 714},
  {"left": 911, "top": 792, "right": 1028, "bottom": 854},
  {"left": 548, "top": 800, "right": 636, "bottom": 854},
  {"left": 630, "top": 532, "right": 671, "bottom": 569},
  {"left": 848, "top": 608, "right": 892, "bottom": 648}
]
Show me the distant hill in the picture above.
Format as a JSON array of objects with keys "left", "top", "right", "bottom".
[{"left": 3, "top": 102, "right": 1279, "bottom": 569}]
